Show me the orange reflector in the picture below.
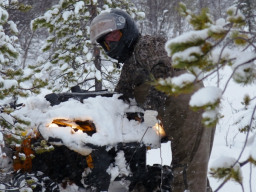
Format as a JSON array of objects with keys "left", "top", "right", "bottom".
[{"left": 86, "top": 154, "right": 94, "bottom": 168}]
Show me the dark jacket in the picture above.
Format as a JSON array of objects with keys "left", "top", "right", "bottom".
[
  {"left": 115, "top": 35, "right": 173, "bottom": 109},
  {"left": 115, "top": 35, "right": 215, "bottom": 192}
]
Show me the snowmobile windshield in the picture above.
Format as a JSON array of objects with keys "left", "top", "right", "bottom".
[{"left": 90, "top": 12, "right": 126, "bottom": 43}]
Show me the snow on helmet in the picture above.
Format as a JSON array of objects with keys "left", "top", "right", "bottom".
[{"left": 90, "top": 9, "right": 140, "bottom": 63}]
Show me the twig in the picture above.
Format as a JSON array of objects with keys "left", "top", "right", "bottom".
[{"left": 214, "top": 104, "right": 256, "bottom": 192}]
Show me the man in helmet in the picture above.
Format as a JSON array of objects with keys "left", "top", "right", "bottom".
[{"left": 90, "top": 9, "right": 215, "bottom": 192}]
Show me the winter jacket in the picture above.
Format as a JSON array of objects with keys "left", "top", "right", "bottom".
[{"left": 115, "top": 35, "right": 215, "bottom": 192}]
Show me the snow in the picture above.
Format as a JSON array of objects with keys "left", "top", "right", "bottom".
[
  {"left": 44, "top": 10, "right": 53, "bottom": 23},
  {"left": 227, "top": 5, "right": 237, "bottom": 14},
  {"left": 6, "top": 93, "right": 165, "bottom": 190},
  {"left": 202, "top": 109, "right": 218, "bottom": 121},
  {"left": 13, "top": 94, "right": 162, "bottom": 156},
  {"left": 0, "top": 78, "right": 18, "bottom": 89},
  {"left": 7, "top": 21, "right": 18, "bottom": 33},
  {"left": 1, "top": 3, "right": 256, "bottom": 191},
  {"left": 115, "top": 151, "right": 130, "bottom": 176},
  {"left": 18, "top": 152, "right": 26, "bottom": 160},
  {"left": 107, "top": 165, "right": 119, "bottom": 182},
  {"left": 149, "top": 67, "right": 256, "bottom": 192},
  {"left": 216, "top": 18, "right": 226, "bottom": 27},
  {"left": 0, "top": 6, "right": 8, "bottom": 23},
  {"left": 75, "top": 56, "right": 83, "bottom": 64},
  {"left": 189, "top": 86, "right": 222, "bottom": 108},
  {"left": 157, "top": 73, "right": 196, "bottom": 93},
  {"left": 211, "top": 156, "right": 240, "bottom": 171},
  {"left": 209, "top": 21, "right": 226, "bottom": 34},
  {"left": 227, "top": 7, "right": 245, "bottom": 21},
  {"left": 107, "top": 150, "right": 130, "bottom": 181},
  {"left": 74, "top": 1, "right": 84, "bottom": 14},
  {"left": 172, "top": 46, "right": 203, "bottom": 66},
  {"left": 76, "top": 30, "right": 82, "bottom": 36},
  {"left": 60, "top": 63, "right": 69, "bottom": 71},
  {"left": 86, "top": 52, "right": 93, "bottom": 60},
  {"left": 204, "top": 67, "right": 256, "bottom": 192},
  {"left": 232, "top": 51, "right": 256, "bottom": 83},
  {"left": 165, "top": 29, "right": 209, "bottom": 56},
  {"left": 171, "top": 73, "right": 196, "bottom": 88},
  {"left": 83, "top": 45, "right": 89, "bottom": 53},
  {"left": 137, "top": 11, "right": 145, "bottom": 18},
  {"left": 62, "top": 10, "right": 73, "bottom": 21}
]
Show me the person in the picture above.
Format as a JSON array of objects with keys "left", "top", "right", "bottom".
[{"left": 90, "top": 9, "right": 215, "bottom": 192}]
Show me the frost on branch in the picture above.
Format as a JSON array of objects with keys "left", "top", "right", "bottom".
[
  {"left": 154, "top": 73, "right": 196, "bottom": 95},
  {"left": 165, "top": 29, "right": 210, "bottom": 69},
  {"left": 155, "top": 3, "right": 256, "bottom": 130},
  {"left": 0, "top": 2, "right": 50, "bottom": 162},
  {"left": 189, "top": 86, "right": 222, "bottom": 109},
  {"left": 210, "top": 156, "right": 243, "bottom": 184},
  {"left": 189, "top": 86, "right": 222, "bottom": 127},
  {"left": 231, "top": 51, "right": 256, "bottom": 84},
  {"left": 0, "top": 7, "right": 18, "bottom": 65}
]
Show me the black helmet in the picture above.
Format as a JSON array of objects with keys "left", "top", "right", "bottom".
[{"left": 90, "top": 9, "right": 140, "bottom": 63}]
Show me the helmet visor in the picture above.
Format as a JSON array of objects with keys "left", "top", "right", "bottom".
[
  {"left": 90, "top": 12, "right": 126, "bottom": 43},
  {"left": 98, "top": 30, "right": 123, "bottom": 52}
]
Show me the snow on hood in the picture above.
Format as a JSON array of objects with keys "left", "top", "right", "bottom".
[{"left": 14, "top": 94, "right": 162, "bottom": 156}]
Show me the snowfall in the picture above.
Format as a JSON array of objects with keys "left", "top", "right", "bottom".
[
  {"left": 1, "top": 53, "right": 256, "bottom": 192},
  {"left": 1, "top": 67, "right": 256, "bottom": 192},
  {"left": 147, "top": 68, "right": 256, "bottom": 192},
  {"left": 1, "top": 6, "right": 256, "bottom": 191},
  {"left": 28, "top": 94, "right": 167, "bottom": 151},
  {"left": 206, "top": 68, "right": 256, "bottom": 192}
]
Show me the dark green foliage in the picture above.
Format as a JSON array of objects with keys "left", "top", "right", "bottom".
[
  {"left": 156, "top": 3, "right": 256, "bottom": 130},
  {"left": 210, "top": 166, "right": 242, "bottom": 184}
]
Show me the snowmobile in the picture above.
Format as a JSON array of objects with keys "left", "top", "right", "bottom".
[{"left": 6, "top": 86, "right": 173, "bottom": 192}]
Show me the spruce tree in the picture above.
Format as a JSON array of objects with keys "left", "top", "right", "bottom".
[
  {"left": 0, "top": 1, "right": 142, "bottom": 189},
  {"left": 154, "top": 3, "right": 256, "bottom": 190},
  {"left": 0, "top": 1, "right": 48, "bottom": 160},
  {"left": 31, "top": 0, "right": 141, "bottom": 92}
]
